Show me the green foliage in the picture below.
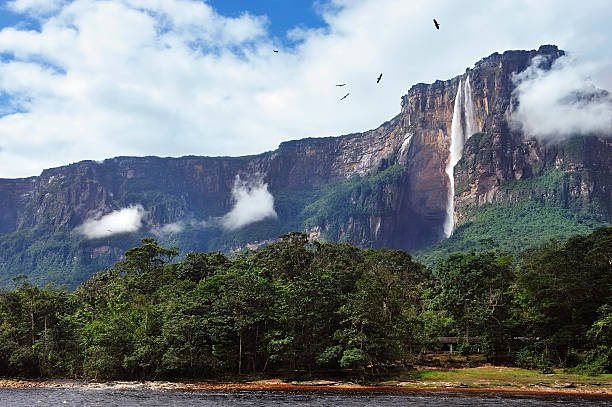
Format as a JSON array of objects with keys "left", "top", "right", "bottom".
[
  {"left": 340, "top": 348, "right": 369, "bottom": 368},
  {"left": 0, "top": 228, "right": 610, "bottom": 380},
  {"left": 0, "top": 225, "right": 144, "bottom": 289},
  {"left": 302, "top": 165, "right": 406, "bottom": 240},
  {"left": 588, "top": 305, "right": 612, "bottom": 348},
  {"left": 432, "top": 250, "right": 514, "bottom": 358},
  {"left": 514, "top": 349, "right": 551, "bottom": 371},
  {"left": 510, "top": 227, "right": 612, "bottom": 368},
  {"left": 573, "top": 346, "right": 612, "bottom": 376},
  {"left": 336, "top": 249, "right": 430, "bottom": 367},
  {"left": 416, "top": 200, "right": 608, "bottom": 268},
  {"left": 500, "top": 168, "right": 565, "bottom": 191}
]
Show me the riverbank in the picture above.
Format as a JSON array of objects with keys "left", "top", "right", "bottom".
[{"left": 0, "top": 366, "right": 610, "bottom": 398}]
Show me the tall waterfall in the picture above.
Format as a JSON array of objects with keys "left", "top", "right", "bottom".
[
  {"left": 399, "top": 133, "right": 413, "bottom": 158},
  {"left": 443, "top": 75, "right": 475, "bottom": 238},
  {"left": 463, "top": 78, "right": 475, "bottom": 139}
]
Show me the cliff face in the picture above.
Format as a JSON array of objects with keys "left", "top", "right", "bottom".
[{"left": 0, "top": 45, "right": 610, "bottom": 287}]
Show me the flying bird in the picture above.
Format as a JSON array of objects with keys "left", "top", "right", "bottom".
[
  {"left": 377, "top": 73, "right": 383, "bottom": 83},
  {"left": 433, "top": 19, "right": 440, "bottom": 29},
  {"left": 273, "top": 49, "right": 279, "bottom": 53},
  {"left": 336, "top": 83, "right": 347, "bottom": 87},
  {"left": 339, "top": 93, "right": 350, "bottom": 101}
]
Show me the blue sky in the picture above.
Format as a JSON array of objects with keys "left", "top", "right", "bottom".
[
  {"left": 0, "top": 0, "right": 330, "bottom": 41},
  {"left": 207, "top": 0, "right": 328, "bottom": 42},
  {"left": 0, "top": 0, "right": 330, "bottom": 117},
  {"left": 0, "top": 0, "right": 611, "bottom": 178},
  {"left": 0, "top": 1, "right": 37, "bottom": 29}
]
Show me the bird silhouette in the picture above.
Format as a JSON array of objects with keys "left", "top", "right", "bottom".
[
  {"left": 336, "top": 83, "right": 347, "bottom": 87},
  {"left": 433, "top": 19, "right": 440, "bottom": 29},
  {"left": 339, "top": 93, "right": 350, "bottom": 101},
  {"left": 377, "top": 73, "right": 383, "bottom": 83},
  {"left": 273, "top": 49, "right": 279, "bottom": 53}
]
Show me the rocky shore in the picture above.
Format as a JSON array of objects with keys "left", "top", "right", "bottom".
[{"left": 0, "top": 375, "right": 610, "bottom": 398}]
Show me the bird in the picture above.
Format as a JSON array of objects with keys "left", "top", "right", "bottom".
[
  {"left": 433, "top": 18, "right": 440, "bottom": 29},
  {"left": 273, "top": 49, "right": 279, "bottom": 53},
  {"left": 377, "top": 73, "right": 383, "bottom": 83},
  {"left": 339, "top": 93, "right": 350, "bottom": 101},
  {"left": 336, "top": 83, "right": 347, "bottom": 87}
]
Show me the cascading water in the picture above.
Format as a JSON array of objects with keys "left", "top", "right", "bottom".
[
  {"left": 463, "top": 77, "right": 475, "bottom": 139},
  {"left": 399, "top": 133, "right": 414, "bottom": 158},
  {"left": 443, "top": 75, "right": 475, "bottom": 238}
]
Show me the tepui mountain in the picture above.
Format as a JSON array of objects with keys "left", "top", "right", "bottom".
[{"left": 1, "top": 45, "right": 610, "bottom": 288}]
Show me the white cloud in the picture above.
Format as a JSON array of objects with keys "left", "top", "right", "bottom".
[
  {"left": 8, "top": 0, "right": 66, "bottom": 16},
  {"left": 150, "top": 221, "right": 185, "bottom": 237},
  {"left": 221, "top": 175, "right": 277, "bottom": 231},
  {"left": 75, "top": 205, "right": 146, "bottom": 239},
  {"left": 0, "top": 0, "right": 612, "bottom": 178},
  {"left": 511, "top": 55, "right": 612, "bottom": 140}
]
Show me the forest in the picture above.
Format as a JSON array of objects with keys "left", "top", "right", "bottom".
[{"left": 0, "top": 227, "right": 610, "bottom": 380}]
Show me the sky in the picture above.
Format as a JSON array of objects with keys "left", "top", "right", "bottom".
[{"left": 0, "top": 0, "right": 611, "bottom": 178}]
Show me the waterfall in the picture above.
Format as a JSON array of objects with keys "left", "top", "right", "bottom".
[
  {"left": 463, "top": 77, "right": 475, "bottom": 139},
  {"left": 399, "top": 133, "right": 413, "bottom": 158},
  {"left": 443, "top": 75, "right": 475, "bottom": 238},
  {"left": 443, "top": 80, "right": 464, "bottom": 237}
]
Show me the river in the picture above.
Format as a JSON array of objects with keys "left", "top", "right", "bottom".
[{"left": 0, "top": 388, "right": 610, "bottom": 406}]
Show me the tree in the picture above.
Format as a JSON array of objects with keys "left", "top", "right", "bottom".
[
  {"left": 433, "top": 250, "right": 514, "bottom": 357},
  {"left": 117, "top": 237, "right": 178, "bottom": 276},
  {"left": 336, "top": 249, "right": 429, "bottom": 369},
  {"left": 196, "top": 260, "right": 274, "bottom": 374},
  {"left": 512, "top": 227, "right": 612, "bottom": 364},
  {"left": 177, "top": 251, "right": 230, "bottom": 282}
]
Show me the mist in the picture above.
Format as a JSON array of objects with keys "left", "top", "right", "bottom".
[
  {"left": 75, "top": 205, "right": 146, "bottom": 239},
  {"left": 512, "top": 55, "right": 612, "bottom": 141},
  {"left": 150, "top": 221, "right": 185, "bottom": 237},
  {"left": 221, "top": 175, "right": 277, "bottom": 231}
]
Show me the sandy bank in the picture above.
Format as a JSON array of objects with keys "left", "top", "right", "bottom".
[{"left": 0, "top": 378, "right": 610, "bottom": 398}]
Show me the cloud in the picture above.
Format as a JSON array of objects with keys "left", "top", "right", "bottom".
[
  {"left": 75, "top": 205, "right": 146, "bottom": 239},
  {"left": 1, "top": 0, "right": 612, "bottom": 177},
  {"left": 150, "top": 220, "right": 185, "bottom": 237},
  {"left": 221, "top": 175, "right": 277, "bottom": 231},
  {"left": 511, "top": 55, "right": 612, "bottom": 140},
  {"left": 73, "top": 176, "right": 276, "bottom": 238},
  {"left": 7, "top": 0, "right": 66, "bottom": 16}
]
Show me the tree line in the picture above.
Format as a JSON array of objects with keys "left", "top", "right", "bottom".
[{"left": 0, "top": 227, "right": 610, "bottom": 379}]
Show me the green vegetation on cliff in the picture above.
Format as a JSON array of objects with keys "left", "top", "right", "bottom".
[
  {"left": 0, "top": 165, "right": 407, "bottom": 289},
  {"left": 416, "top": 201, "right": 607, "bottom": 267},
  {"left": 417, "top": 165, "right": 610, "bottom": 267},
  {"left": 0, "top": 228, "right": 610, "bottom": 380},
  {"left": 301, "top": 164, "right": 405, "bottom": 240}
]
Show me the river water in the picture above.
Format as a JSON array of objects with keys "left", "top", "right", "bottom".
[{"left": 0, "top": 388, "right": 610, "bottom": 406}]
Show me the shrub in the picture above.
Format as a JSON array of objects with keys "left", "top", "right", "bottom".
[{"left": 573, "top": 346, "right": 612, "bottom": 375}]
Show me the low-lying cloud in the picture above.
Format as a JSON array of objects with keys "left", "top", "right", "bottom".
[
  {"left": 150, "top": 221, "right": 185, "bottom": 237},
  {"left": 75, "top": 204, "right": 146, "bottom": 239},
  {"left": 221, "top": 175, "right": 277, "bottom": 231},
  {"left": 512, "top": 55, "right": 612, "bottom": 141},
  {"left": 150, "top": 219, "right": 210, "bottom": 236}
]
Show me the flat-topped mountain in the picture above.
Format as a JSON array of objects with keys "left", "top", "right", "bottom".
[{"left": 1, "top": 45, "right": 610, "bottom": 287}]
